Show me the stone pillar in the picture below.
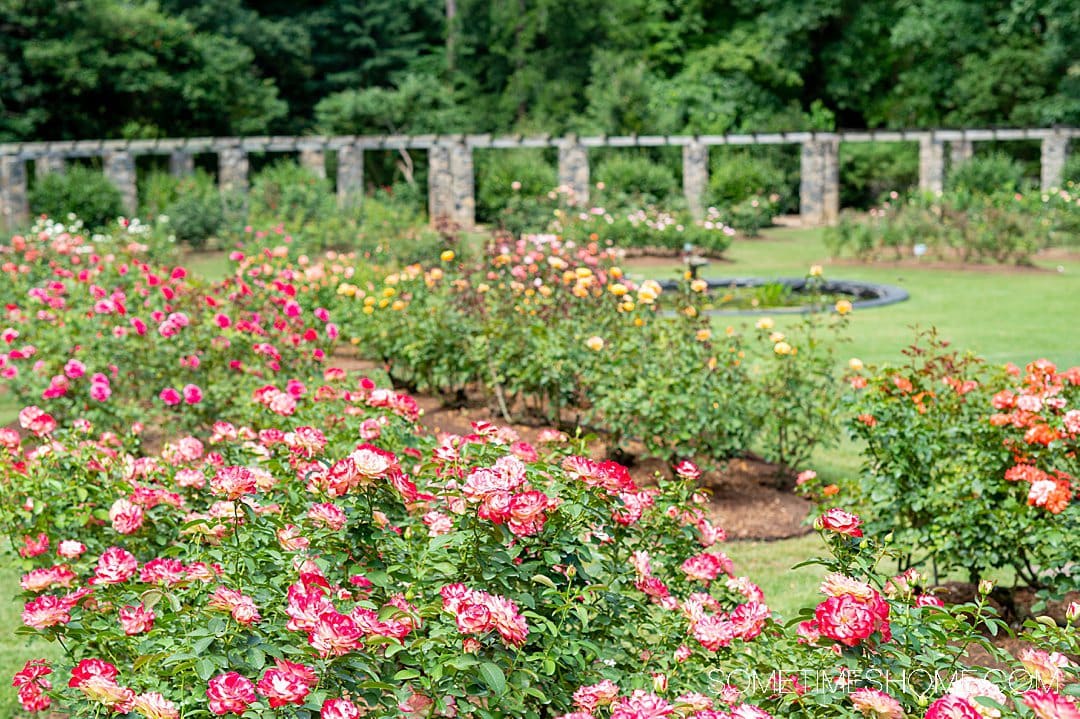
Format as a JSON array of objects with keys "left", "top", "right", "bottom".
[
  {"left": 1041, "top": 132, "right": 1069, "bottom": 191},
  {"left": 682, "top": 142, "right": 708, "bottom": 220},
  {"left": 557, "top": 138, "right": 589, "bottom": 205},
  {"left": 218, "top": 147, "right": 249, "bottom": 195},
  {"left": 918, "top": 136, "right": 945, "bottom": 195},
  {"left": 104, "top": 151, "right": 137, "bottom": 215},
  {"left": 336, "top": 144, "right": 364, "bottom": 209},
  {"left": 822, "top": 138, "right": 840, "bottom": 225},
  {"left": 35, "top": 155, "right": 66, "bottom": 179},
  {"left": 799, "top": 141, "right": 825, "bottom": 225},
  {"left": 448, "top": 141, "right": 475, "bottom": 229},
  {"left": 0, "top": 155, "right": 29, "bottom": 230},
  {"left": 299, "top": 147, "right": 327, "bottom": 179},
  {"left": 427, "top": 144, "right": 452, "bottom": 226},
  {"left": 169, "top": 151, "right": 194, "bottom": 178},
  {"left": 950, "top": 140, "right": 973, "bottom": 168}
]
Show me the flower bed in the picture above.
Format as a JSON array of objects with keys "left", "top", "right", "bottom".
[
  {"left": 336, "top": 236, "right": 850, "bottom": 471},
  {"left": 825, "top": 189, "right": 1080, "bottom": 265},
  {"left": 3, "top": 388, "right": 1079, "bottom": 718}
]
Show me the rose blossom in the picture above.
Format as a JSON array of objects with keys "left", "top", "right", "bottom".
[
  {"left": 118, "top": 604, "right": 155, "bottom": 635},
  {"left": 814, "top": 508, "right": 863, "bottom": 537},
  {"left": 206, "top": 672, "right": 255, "bottom": 716}
]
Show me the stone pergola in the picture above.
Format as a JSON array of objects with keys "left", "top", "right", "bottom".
[{"left": 0, "top": 128, "right": 1074, "bottom": 231}]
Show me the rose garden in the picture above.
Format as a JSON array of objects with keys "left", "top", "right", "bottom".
[
  {"left": 0, "top": 150, "right": 1077, "bottom": 719},
  {"left": 2, "top": 3, "right": 1080, "bottom": 718}
]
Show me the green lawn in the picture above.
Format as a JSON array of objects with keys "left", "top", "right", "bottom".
[{"left": 636, "top": 226, "right": 1080, "bottom": 368}]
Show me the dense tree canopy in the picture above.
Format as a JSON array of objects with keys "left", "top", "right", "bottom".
[{"left": 1, "top": 0, "right": 1077, "bottom": 142}]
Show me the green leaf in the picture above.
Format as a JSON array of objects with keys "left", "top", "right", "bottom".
[
  {"left": 531, "top": 573, "right": 557, "bottom": 589},
  {"left": 195, "top": 657, "right": 216, "bottom": 681},
  {"left": 478, "top": 662, "right": 506, "bottom": 695}
]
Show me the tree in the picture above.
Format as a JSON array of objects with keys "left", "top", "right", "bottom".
[{"left": 0, "top": 0, "right": 286, "bottom": 141}]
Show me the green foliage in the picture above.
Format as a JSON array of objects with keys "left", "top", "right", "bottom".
[
  {"left": 840, "top": 143, "right": 919, "bottom": 208},
  {"left": 163, "top": 172, "right": 224, "bottom": 248},
  {"left": 314, "top": 74, "right": 467, "bottom": 136},
  {"left": 28, "top": 166, "right": 123, "bottom": 229},
  {"left": 0, "top": 0, "right": 286, "bottom": 141},
  {"left": 706, "top": 151, "right": 792, "bottom": 211},
  {"left": 3, "top": 0, "right": 1080, "bottom": 144},
  {"left": 593, "top": 154, "right": 678, "bottom": 205},
  {"left": 826, "top": 188, "right": 1079, "bottom": 263},
  {"left": 1064, "top": 154, "right": 1080, "bottom": 185},
  {"left": 248, "top": 160, "right": 335, "bottom": 228},
  {"left": 946, "top": 152, "right": 1028, "bottom": 195},
  {"left": 475, "top": 151, "right": 556, "bottom": 224}
]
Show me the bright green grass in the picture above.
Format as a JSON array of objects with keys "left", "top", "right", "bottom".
[
  {"left": 636, "top": 226, "right": 1080, "bottom": 367},
  {"left": 0, "top": 392, "right": 15, "bottom": 429},
  {"left": 181, "top": 250, "right": 233, "bottom": 283},
  {"left": 0, "top": 561, "right": 64, "bottom": 718}
]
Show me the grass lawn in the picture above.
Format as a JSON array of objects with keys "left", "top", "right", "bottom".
[
  {"left": 1, "top": 226, "right": 1077, "bottom": 711},
  {"left": 635, "top": 226, "right": 1080, "bottom": 368}
]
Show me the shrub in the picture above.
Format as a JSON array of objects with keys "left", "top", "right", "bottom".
[
  {"left": 749, "top": 285, "right": 849, "bottom": 473},
  {"left": 476, "top": 151, "right": 556, "bottom": 223},
  {"left": 593, "top": 153, "right": 679, "bottom": 205},
  {"left": 28, "top": 165, "right": 123, "bottom": 229},
  {"left": 844, "top": 331, "right": 1080, "bottom": 595},
  {"left": 248, "top": 160, "right": 336, "bottom": 229},
  {"left": 946, "top": 152, "right": 1027, "bottom": 195},
  {"left": 840, "top": 142, "right": 918, "bottom": 208},
  {"left": 162, "top": 171, "right": 224, "bottom": 248},
  {"left": 137, "top": 170, "right": 181, "bottom": 219},
  {"left": 4, "top": 402, "right": 1079, "bottom": 718},
  {"left": 1064, "top": 153, "right": 1080, "bottom": 185},
  {"left": 824, "top": 189, "right": 1068, "bottom": 264},
  {"left": 706, "top": 151, "right": 791, "bottom": 211}
]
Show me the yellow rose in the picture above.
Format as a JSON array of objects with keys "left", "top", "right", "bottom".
[
  {"left": 440, "top": 250, "right": 455, "bottom": 262},
  {"left": 586, "top": 336, "right": 605, "bottom": 351},
  {"left": 755, "top": 317, "right": 774, "bottom": 330},
  {"left": 690, "top": 279, "right": 708, "bottom": 293},
  {"left": 809, "top": 265, "right": 823, "bottom": 277},
  {"left": 696, "top": 329, "right": 712, "bottom": 342},
  {"left": 849, "top": 357, "right": 864, "bottom": 371},
  {"left": 774, "top": 341, "right": 793, "bottom": 355},
  {"left": 835, "top": 299, "right": 853, "bottom": 315}
]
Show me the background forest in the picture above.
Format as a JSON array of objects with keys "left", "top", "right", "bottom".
[{"left": 2, "top": 0, "right": 1079, "bottom": 143}]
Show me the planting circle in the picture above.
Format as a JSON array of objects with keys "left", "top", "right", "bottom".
[{"left": 656, "top": 277, "right": 909, "bottom": 316}]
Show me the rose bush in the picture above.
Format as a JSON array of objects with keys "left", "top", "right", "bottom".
[
  {"left": 842, "top": 332, "right": 1080, "bottom": 597},
  {"left": 825, "top": 188, "right": 1080, "bottom": 265},
  {"left": 3, "top": 388, "right": 1078, "bottom": 717},
  {"left": 338, "top": 235, "right": 849, "bottom": 470}
]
